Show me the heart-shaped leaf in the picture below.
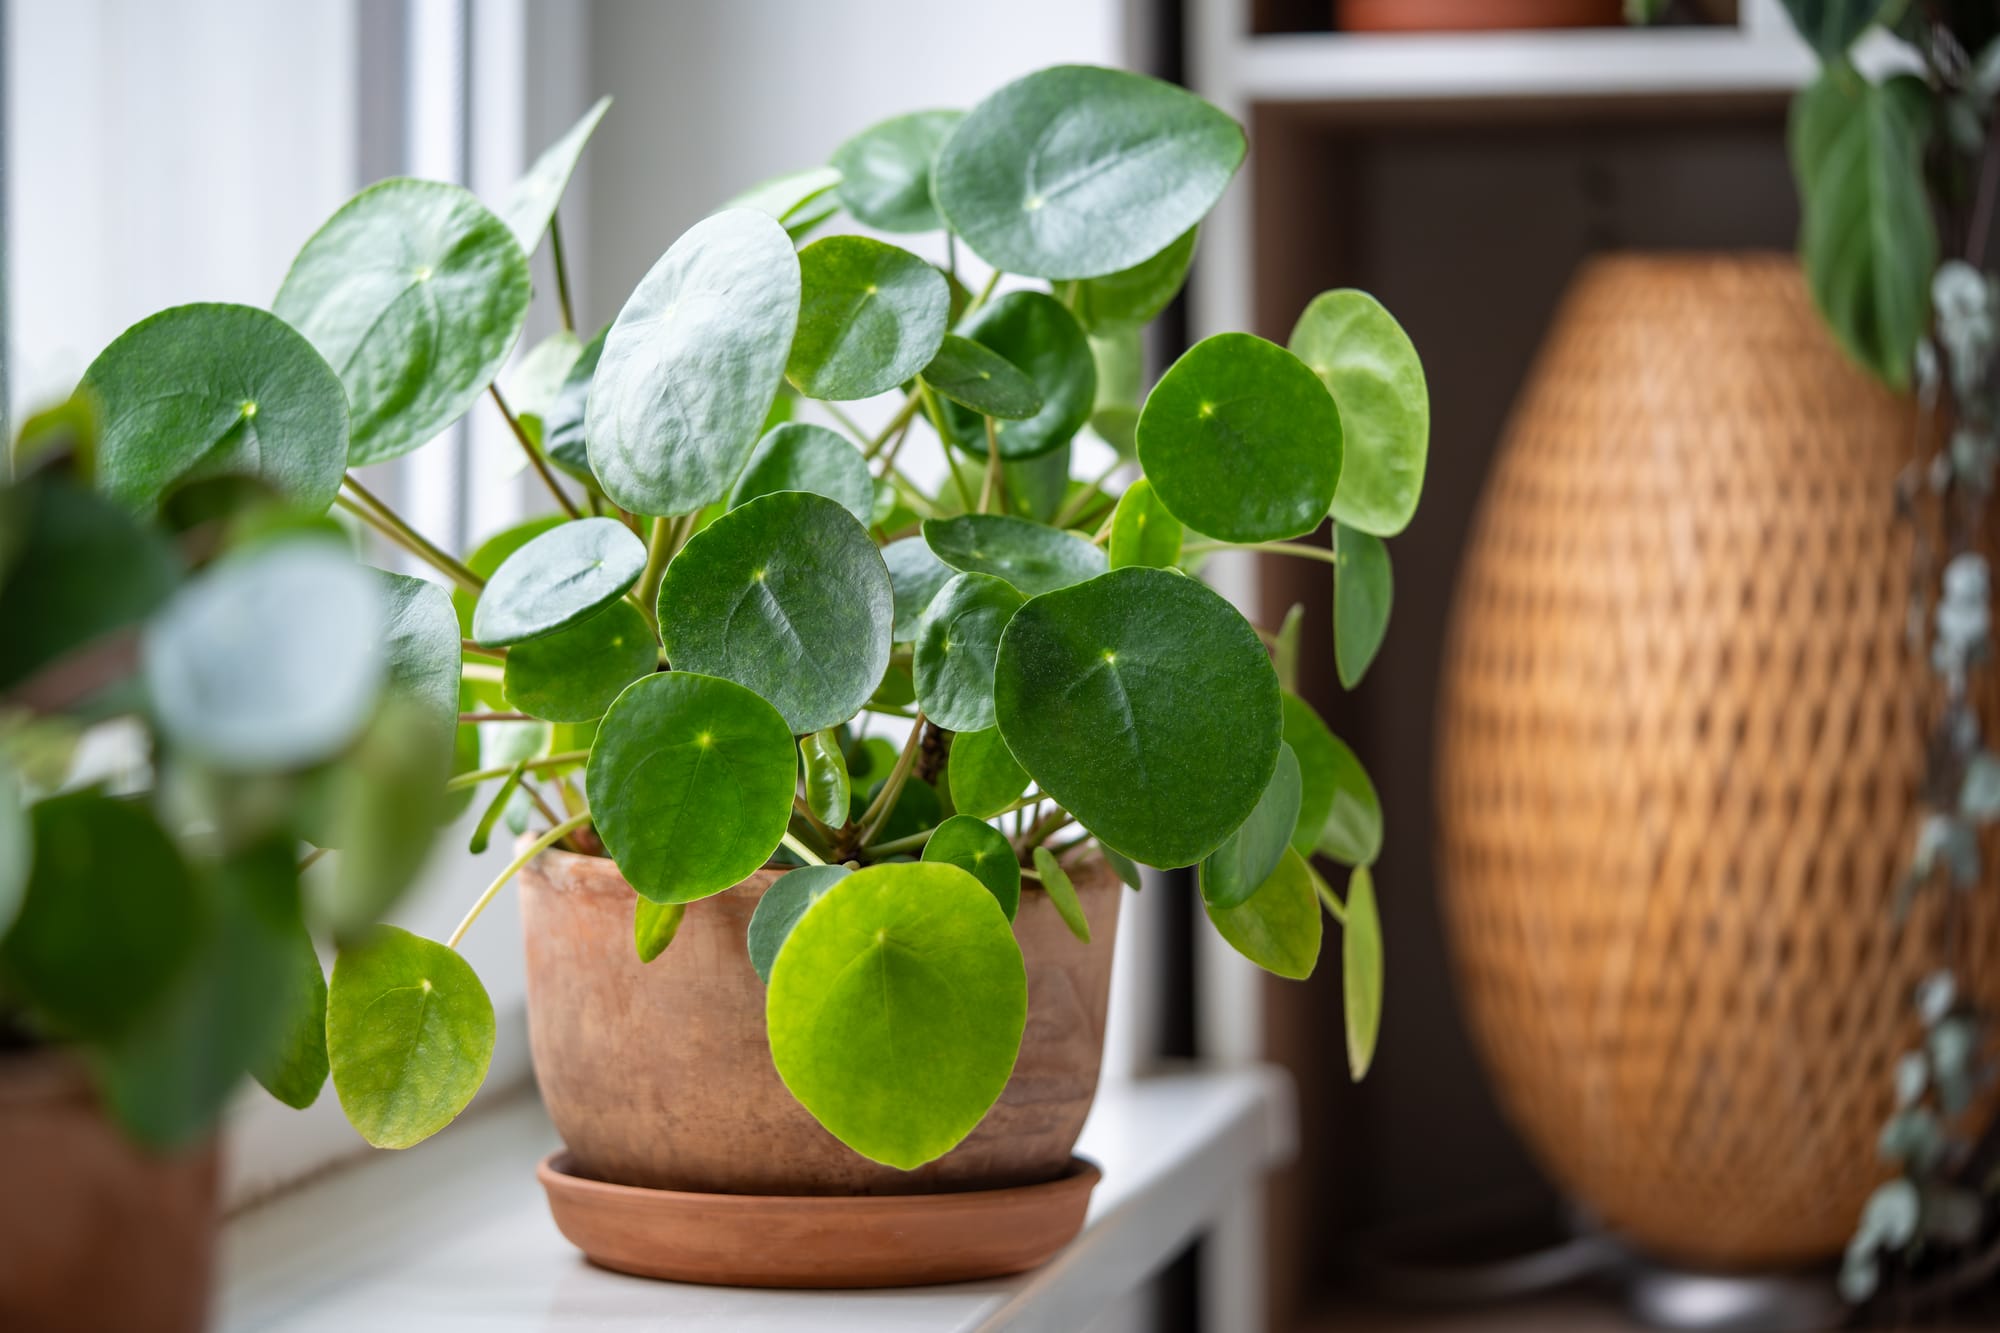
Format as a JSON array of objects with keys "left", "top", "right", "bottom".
[
  {"left": 83, "top": 303, "right": 349, "bottom": 514},
  {"left": 923, "top": 513, "right": 1108, "bottom": 596},
  {"left": 1139, "top": 332, "right": 1343, "bottom": 544},
  {"left": 658, "top": 491, "right": 891, "bottom": 734},
  {"left": 1073, "top": 228, "right": 1198, "bottom": 332},
  {"left": 993, "top": 566, "right": 1280, "bottom": 868},
  {"left": 728, "top": 422, "right": 874, "bottom": 524},
  {"left": 587, "top": 209, "right": 801, "bottom": 516},
  {"left": 799, "top": 729, "right": 852, "bottom": 829},
  {"left": 1289, "top": 290, "right": 1428, "bottom": 538},
  {"left": 1199, "top": 742, "right": 1303, "bottom": 910},
  {"left": 1342, "top": 864, "right": 1382, "bottom": 1078},
  {"left": 503, "top": 598, "right": 656, "bottom": 723},
  {"left": 1334, "top": 523, "right": 1392, "bottom": 689},
  {"left": 924, "top": 814, "right": 1021, "bottom": 919},
  {"left": 934, "top": 65, "right": 1245, "bottom": 280},
  {"left": 789, "top": 236, "right": 950, "bottom": 401},
  {"left": 327, "top": 925, "right": 495, "bottom": 1149},
  {"left": 1031, "top": 845, "right": 1090, "bottom": 942},
  {"left": 942, "top": 292, "right": 1096, "bottom": 460},
  {"left": 831, "top": 110, "right": 963, "bottom": 233},
  {"left": 747, "top": 863, "right": 853, "bottom": 983},
  {"left": 948, "top": 726, "right": 1031, "bottom": 818},
  {"left": 1206, "top": 847, "right": 1321, "bottom": 980},
  {"left": 470, "top": 516, "right": 646, "bottom": 648},
  {"left": 275, "top": 179, "right": 531, "bottom": 466},
  {"left": 586, "top": 672, "right": 796, "bottom": 903},
  {"left": 498, "top": 96, "right": 611, "bottom": 252},
  {"left": 921, "top": 335, "right": 1043, "bottom": 420},
  {"left": 914, "top": 572, "right": 1026, "bottom": 733},
  {"left": 1108, "top": 478, "right": 1183, "bottom": 570},
  {"left": 883, "top": 535, "right": 956, "bottom": 641},
  {"left": 766, "top": 862, "right": 1026, "bottom": 1169},
  {"left": 634, "top": 899, "right": 687, "bottom": 964}
]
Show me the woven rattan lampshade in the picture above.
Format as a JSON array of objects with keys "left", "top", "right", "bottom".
[{"left": 1438, "top": 253, "right": 2000, "bottom": 1269}]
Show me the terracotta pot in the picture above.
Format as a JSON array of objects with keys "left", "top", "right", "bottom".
[
  {"left": 1338, "top": 0, "right": 1624, "bottom": 31},
  {"left": 521, "top": 845, "right": 1122, "bottom": 1196},
  {"left": 1438, "top": 254, "right": 2000, "bottom": 1268},
  {"left": 0, "top": 1050, "right": 219, "bottom": 1332}
]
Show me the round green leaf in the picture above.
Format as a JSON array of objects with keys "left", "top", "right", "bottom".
[
  {"left": 543, "top": 325, "right": 606, "bottom": 482},
  {"left": 503, "top": 599, "right": 656, "bottom": 723},
  {"left": 327, "top": 925, "right": 495, "bottom": 1149},
  {"left": 993, "top": 566, "right": 1279, "bottom": 868},
  {"left": 82, "top": 303, "right": 349, "bottom": 514},
  {"left": 586, "top": 672, "right": 796, "bottom": 903},
  {"left": 922, "top": 514, "right": 1108, "bottom": 596},
  {"left": 884, "top": 535, "right": 955, "bottom": 641},
  {"left": 1108, "top": 478, "right": 1183, "bottom": 570},
  {"left": 634, "top": 899, "right": 687, "bottom": 964},
  {"left": 948, "top": 726, "right": 1031, "bottom": 819},
  {"left": 728, "top": 422, "right": 874, "bottom": 524},
  {"left": 934, "top": 65, "right": 1245, "bottom": 280},
  {"left": 470, "top": 517, "right": 646, "bottom": 648},
  {"left": 1342, "top": 864, "right": 1382, "bottom": 1078},
  {"left": 788, "top": 236, "right": 949, "bottom": 401},
  {"left": 921, "top": 335, "right": 1043, "bottom": 420},
  {"left": 453, "top": 514, "right": 567, "bottom": 637},
  {"left": 1073, "top": 228, "right": 1198, "bottom": 332},
  {"left": 942, "top": 293, "right": 1095, "bottom": 461},
  {"left": 924, "top": 815, "right": 1021, "bottom": 920},
  {"left": 658, "top": 492, "right": 891, "bottom": 734},
  {"left": 0, "top": 793, "right": 199, "bottom": 1042},
  {"left": 1031, "top": 845, "right": 1091, "bottom": 943},
  {"left": 913, "top": 572, "right": 1026, "bottom": 733},
  {"left": 766, "top": 862, "right": 1027, "bottom": 1169},
  {"left": 1199, "top": 742, "right": 1303, "bottom": 910},
  {"left": 498, "top": 95, "right": 611, "bottom": 252},
  {"left": 799, "top": 729, "right": 851, "bottom": 829},
  {"left": 1334, "top": 523, "right": 1392, "bottom": 689},
  {"left": 746, "top": 863, "right": 852, "bottom": 984},
  {"left": 587, "top": 208, "right": 801, "bottom": 516},
  {"left": 146, "top": 540, "right": 385, "bottom": 770},
  {"left": 1138, "top": 332, "right": 1343, "bottom": 544},
  {"left": 1205, "top": 847, "right": 1321, "bottom": 981},
  {"left": 831, "top": 110, "right": 963, "bottom": 233},
  {"left": 1289, "top": 290, "right": 1428, "bottom": 538},
  {"left": 274, "top": 179, "right": 531, "bottom": 466}
]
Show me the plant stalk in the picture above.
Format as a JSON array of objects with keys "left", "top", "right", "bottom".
[
  {"left": 1181, "top": 539, "right": 1338, "bottom": 566},
  {"left": 444, "top": 749, "right": 591, "bottom": 792},
  {"left": 980, "top": 417, "right": 1004, "bottom": 514},
  {"left": 448, "top": 810, "right": 592, "bottom": 949},
  {"left": 339, "top": 473, "right": 486, "bottom": 594},
  {"left": 854, "top": 712, "right": 928, "bottom": 847},
  {"left": 780, "top": 831, "right": 827, "bottom": 866},
  {"left": 490, "top": 383, "right": 582, "bottom": 519},
  {"left": 548, "top": 213, "right": 579, "bottom": 333}
]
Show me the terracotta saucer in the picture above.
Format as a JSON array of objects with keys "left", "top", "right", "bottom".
[{"left": 536, "top": 1152, "right": 1101, "bottom": 1289}]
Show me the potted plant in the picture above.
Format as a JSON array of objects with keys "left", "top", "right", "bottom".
[
  {"left": 77, "top": 63, "right": 1427, "bottom": 1286},
  {"left": 0, "top": 393, "right": 450, "bottom": 1328}
]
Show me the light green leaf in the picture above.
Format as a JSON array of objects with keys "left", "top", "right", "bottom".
[
  {"left": 1138, "top": 332, "right": 1343, "bottom": 544},
  {"left": 831, "top": 110, "right": 963, "bottom": 233},
  {"left": 586, "top": 209, "right": 801, "bottom": 516},
  {"left": 1108, "top": 478, "right": 1183, "bottom": 570},
  {"left": 948, "top": 726, "right": 1031, "bottom": 819},
  {"left": 1205, "top": 846, "right": 1320, "bottom": 980},
  {"left": 82, "top": 303, "right": 349, "bottom": 515},
  {"left": 914, "top": 572, "right": 1026, "bottom": 733},
  {"left": 923, "top": 513, "right": 1108, "bottom": 596},
  {"left": 467, "top": 761, "right": 528, "bottom": 856},
  {"left": 921, "top": 335, "right": 1043, "bottom": 420},
  {"left": 658, "top": 492, "right": 891, "bottom": 734},
  {"left": 1343, "top": 864, "right": 1382, "bottom": 1078},
  {"left": 1274, "top": 604, "right": 1303, "bottom": 695},
  {"left": 327, "top": 925, "right": 495, "bottom": 1149},
  {"left": 767, "top": 862, "right": 1026, "bottom": 1169},
  {"left": 1334, "top": 523, "right": 1392, "bottom": 689},
  {"left": 305, "top": 693, "right": 453, "bottom": 933},
  {"left": 789, "top": 236, "right": 950, "bottom": 401},
  {"left": 372, "top": 569, "right": 462, "bottom": 774},
  {"left": 498, "top": 96, "right": 611, "bottom": 252},
  {"left": 470, "top": 516, "right": 646, "bottom": 647},
  {"left": 746, "top": 864, "right": 852, "bottom": 983},
  {"left": 994, "top": 566, "right": 1281, "bottom": 868},
  {"left": 728, "top": 422, "right": 874, "bottom": 524},
  {"left": 1199, "top": 742, "right": 1303, "bottom": 910},
  {"left": 800, "top": 729, "right": 851, "bottom": 829},
  {"left": 503, "top": 599, "right": 655, "bottom": 723},
  {"left": 942, "top": 292, "right": 1096, "bottom": 460},
  {"left": 934, "top": 65, "right": 1245, "bottom": 280},
  {"left": 1289, "top": 290, "right": 1428, "bottom": 538},
  {"left": 1073, "top": 227, "right": 1198, "bottom": 332},
  {"left": 505, "top": 330, "right": 585, "bottom": 432},
  {"left": 586, "top": 672, "right": 796, "bottom": 903},
  {"left": 884, "top": 535, "right": 956, "bottom": 641},
  {"left": 634, "top": 899, "right": 687, "bottom": 964},
  {"left": 926, "top": 815, "right": 1022, "bottom": 920},
  {"left": 275, "top": 179, "right": 531, "bottom": 466},
  {"left": 1031, "top": 845, "right": 1090, "bottom": 942}
]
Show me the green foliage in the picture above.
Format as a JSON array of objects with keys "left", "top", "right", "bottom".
[
  {"left": 1031, "top": 846, "right": 1091, "bottom": 942},
  {"left": 921, "top": 335, "right": 1043, "bottom": 419},
  {"left": 948, "top": 727, "right": 1032, "bottom": 818},
  {"left": 942, "top": 292, "right": 1096, "bottom": 460},
  {"left": 799, "top": 730, "right": 852, "bottom": 829},
  {"left": 1341, "top": 865, "right": 1383, "bottom": 1078},
  {"left": 634, "top": 899, "right": 687, "bottom": 964},
  {"left": 831, "top": 110, "right": 962, "bottom": 233},
  {"left": 1199, "top": 742, "right": 1303, "bottom": 910},
  {"left": 250, "top": 906, "right": 330, "bottom": 1110},
  {"left": 746, "top": 864, "right": 850, "bottom": 983},
  {"left": 1288, "top": 291, "right": 1429, "bottom": 538},
  {"left": 925, "top": 815, "right": 1022, "bottom": 919},
  {"left": 1780, "top": 0, "right": 1887, "bottom": 59},
  {"left": 790, "top": 236, "right": 950, "bottom": 400},
  {"left": 924, "top": 513, "right": 1108, "bottom": 596},
  {"left": 470, "top": 517, "right": 646, "bottom": 648},
  {"left": 1334, "top": 524, "right": 1392, "bottom": 689},
  {"left": 1205, "top": 848, "right": 1321, "bottom": 980},
  {"left": 883, "top": 535, "right": 956, "bottom": 641},
  {"left": 728, "top": 423, "right": 874, "bottom": 524},
  {"left": 1108, "top": 478, "right": 1184, "bottom": 570},
  {"left": 914, "top": 573, "right": 1026, "bottom": 732},
  {"left": 498, "top": 96, "right": 611, "bottom": 252},
  {"left": 1073, "top": 229, "right": 1198, "bottom": 333},
  {"left": 502, "top": 600, "right": 655, "bottom": 723}
]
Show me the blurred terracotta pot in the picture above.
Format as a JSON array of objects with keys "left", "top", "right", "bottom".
[
  {"left": 520, "top": 845, "right": 1121, "bottom": 1196},
  {"left": 1438, "top": 253, "right": 2000, "bottom": 1269},
  {"left": 0, "top": 1050, "right": 218, "bottom": 1332},
  {"left": 1338, "top": 0, "right": 1624, "bottom": 31}
]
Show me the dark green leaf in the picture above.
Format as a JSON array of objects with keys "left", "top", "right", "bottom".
[
  {"left": 1343, "top": 864, "right": 1382, "bottom": 1078},
  {"left": 925, "top": 815, "right": 1021, "bottom": 919},
  {"left": 942, "top": 292, "right": 1096, "bottom": 460},
  {"left": 275, "top": 179, "right": 531, "bottom": 466},
  {"left": 1334, "top": 523, "right": 1392, "bottom": 689},
  {"left": 746, "top": 864, "right": 852, "bottom": 983},
  {"left": 1281, "top": 691, "right": 1382, "bottom": 863},
  {"left": 1779, "top": 0, "right": 1887, "bottom": 59},
  {"left": 948, "top": 726, "right": 1031, "bottom": 818},
  {"left": 831, "top": 110, "right": 963, "bottom": 233},
  {"left": 658, "top": 492, "right": 891, "bottom": 733},
  {"left": 1205, "top": 847, "right": 1321, "bottom": 980},
  {"left": 1031, "top": 845, "right": 1090, "bottom": 942},
  {"left": 923, "top": 513, "right": 1108, "bottom": 596},
  {"left": 914, "top": 572, "right": 1026, "bottom": 733},
  {"left": 1073, "top": 228, "right": 1198, "bottom": 332},
  {"left": 542, "top": 326, "right": 606, "bottom": 483},
  {"left": 994, "top": 566, "right": 1281, "bottom": 868},
  {"left": 934, "top": 65, "right": 1245, "bottom": 280},
  {"left": 1002, "top": 443, "right": 1073, "bottom": 524},
  {"left": 789, "top": 236, "right": 950, "bottom": 401},
  {"left": 883, "top": 535, "right": 955, "bottom": 641},
  {"left": 1289, "top": 290, "right": 1428, "bottom": 538},
  {"left": 82, "top": 303, "right": 348, "bottom": 514},
  {"left": 1199, "top": 742, "right": 1302, "bottom": 910},
  {"left": 470, "top": 517, "right": 646, "bottom": 647},
  {"left": 861, "top": 773, "right": 942, "bottom": 844},
  {"left": 587, "top": 209, "right": 801, "bottom": 516},
  {"left": 1101, "top": 845, "right": 1144, "bottom": 890},
  {"left": 503, "top": 598, "right": 655, "bottom": 723},
  {"left": 251, "top": 902, "right": 330, "bottom": 1110},
  {"left": 1108, "top": 478, "right": 1183, "bottom": 570},
  {"left": 498, "top": 96, "right": 611, "bottom": 252},
  {"left": 1138, "top": 333, "right": 1343, "bottom": 544},
  {"left": 921, "top": 335, "right": 1043, "bottom": 420},
  {"left": 728, "top": 422, "right": 874, "bottom": 524},
  {"left": 586, "top": 672, "right": 796, "bottom": 903},
  {"left": 635, "top": 899, "right": 687, "bottom": 964},
  {"left": 800, "top": 729, "right": 852, "bottom": 829}
]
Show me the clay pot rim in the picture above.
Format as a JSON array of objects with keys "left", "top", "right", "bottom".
[
  {"left": 539, "top": 1150, "right": 1101, "bottom": 1210},
  {"left": 0, "top": 1044, "right": 95, "bottom": 1108},
  {"left": 522, "top": 840, "right": 1114, "bottom": 898}
]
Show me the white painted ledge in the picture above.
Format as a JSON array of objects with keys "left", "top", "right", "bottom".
[{"left": 219, "top": 1065, "right": 1297, "bottom": 1332}]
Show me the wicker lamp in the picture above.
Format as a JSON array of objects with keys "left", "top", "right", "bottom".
[{"left": 1438, "top": 253, "right": 2000, "bottom": 1268}]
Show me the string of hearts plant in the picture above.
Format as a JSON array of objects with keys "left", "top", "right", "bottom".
[{"left": 75, "top": 65, "right": 1430, "bottom": 1169}]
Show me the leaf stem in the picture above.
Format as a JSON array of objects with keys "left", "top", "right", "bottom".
[
  {"left": 340, "top": 473, "right": 486, "bottom": 593},
  {"left": 917, "top": 381, "right": 977, "bottom": 512},
  {"left": 490, "top": 383, "right": 583, "bottom": 519},
  {"left": 635, "top": 514, "right": 678, "bottom": 625},
  {"left": 821, "top": 401, "right": 871, "bottom": 449},
  {"left": 966, "top": 269, "right": 1002, "bottom": 319},
  {"left": 444, "top": 749, "right": 591, "bottom": 792},
  {"left": 548, "top": 213, "right": 579, "bottom": 333},
  {"left": 859, "top": 826, "right": 934, "bottom": 858},
  {"left": 1314, "top": 873, "right": 1348, "bottom": 925},
  {"left": 448, "top": 810, "right": 593, "bottom": 949},
  {"left": 462, "top": 639, "right": 506, "bottom": 661},
  {"left": 1015, "top": 806, "right": 1074, "bottom": 856},
  {"left": 1053, "top": 457, "right": 1127, "bottom": 528},
  {"left": 980, "top": 417, "right": 1004, "bottom": 514},
  {"left": 1182, "top": 539, "right": 1339, "bottom": 566},
  {"left": 855, "top": 712, "right": 927, "bottom": 846},
  {"left": 780, "top": 831, "right": 827, "bottom": 866},
  {"left": 865, "top": 393, "right": 923, "bottom": 460},
  {"left": 459, "top": 711, "right": 536, "bottom": 723}
]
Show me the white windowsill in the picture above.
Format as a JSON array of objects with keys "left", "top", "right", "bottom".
[{"left": 218, "top": 1065, "right": 1295, "bottom": 1332}]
